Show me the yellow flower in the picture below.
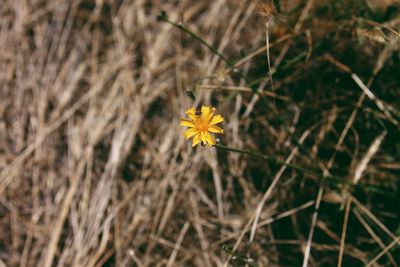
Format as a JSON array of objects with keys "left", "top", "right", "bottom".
[{"left": 180, "top": 105, "right": 224, "bottom": 147}]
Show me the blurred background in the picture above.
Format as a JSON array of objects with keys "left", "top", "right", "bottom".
[{"left": 0, "top": 0, "right": 399, "bottom": 266}]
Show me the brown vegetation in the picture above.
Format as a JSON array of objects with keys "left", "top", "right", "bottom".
[{"left": 0, "top": 0, "right": 399, "bottom": 266}]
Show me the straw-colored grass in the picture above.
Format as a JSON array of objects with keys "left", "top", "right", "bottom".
[{"left": 1, "top": 0, "right": 399, "bottom": 266}]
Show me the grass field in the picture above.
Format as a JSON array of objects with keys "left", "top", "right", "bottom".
[{"left": 1, "top": 0, "right": 400, "bottom": 266}]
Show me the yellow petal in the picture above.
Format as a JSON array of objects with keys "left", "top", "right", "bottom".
[
  {"left": 183, "top": 128, "right": 197, "bottom": 139},
  {"left": 208, "top": 125, "right": 223, "bottom": 133},
  {"left": 192, "top": 134, "right": 201, "bottom": 147},
  {"left": 210, "top": 114, "right": 224, "bottom": 125},
  {"left": 200, "top": 131, "right": 207, "bottom": 144},
  {"left": 180, "top": 118, "right": 195, "bottom": 127},
  {"left": 201, "top": 106, "right": 211, "bottom": 117},
  {"left": 185, "top": 107, "right": 197, "bottom": 120},
  {"left": 205, "top": 132, "right": 215, "bottom": 146},
  {"left": 201, "top": 105, "right": 215, "bottom": 122}
]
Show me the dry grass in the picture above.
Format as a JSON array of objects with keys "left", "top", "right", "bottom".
[{"left": 1, "top": 0, "right": 400, "bottom": 266}]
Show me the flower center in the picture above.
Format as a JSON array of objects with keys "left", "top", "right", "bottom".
[{"left": 195, "top": 118, "right": 208, "bottom": 132}]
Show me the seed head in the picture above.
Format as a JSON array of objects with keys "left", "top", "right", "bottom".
[{"left": 256, "top": 2, "right": 276, "bottom": 20}]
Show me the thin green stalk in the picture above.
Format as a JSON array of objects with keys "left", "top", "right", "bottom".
[
  {"left": 215, "top": 144, "right": 392, "bottom": 195},
  {"left": 157, "top": 11, "right": 232, "bottom": 66},
  {"left": 215, "top": 144, "right": 320, "bottom": 176}
]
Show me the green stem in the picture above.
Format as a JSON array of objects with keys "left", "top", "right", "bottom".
[
  {"left": 215, "top": 144, "right": 391, "bottom": 195},
  {"left": 215, "top": 144, "right": 320, "bottom": 176},
  {"left": 158, "top": 11, "right": 233, "bottom": 67}
]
